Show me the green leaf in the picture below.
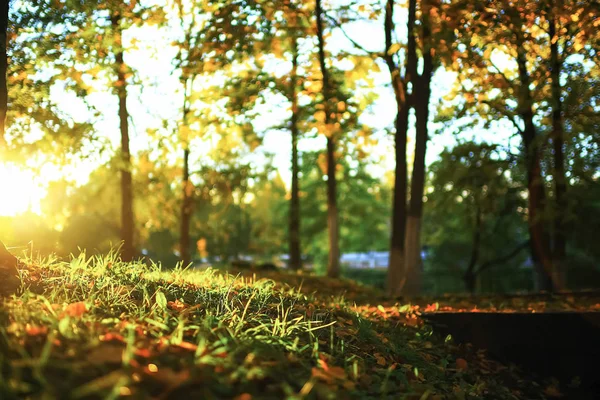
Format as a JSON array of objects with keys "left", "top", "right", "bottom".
[
  {"left": 155, "top": 290, "right": 167, "bottom": 310},
  {"left": 58, "top": 317, "right": 72, "bottom": 338}
]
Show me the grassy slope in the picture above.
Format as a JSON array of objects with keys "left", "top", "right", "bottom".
[{"left": 0, "top": 254, "right": 546, "bottom": 399}]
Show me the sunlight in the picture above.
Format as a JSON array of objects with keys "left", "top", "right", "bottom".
[{"left": 0, "top": 164, "right": 46, "bottom": 216}]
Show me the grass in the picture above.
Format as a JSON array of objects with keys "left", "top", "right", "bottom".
[{"left": 0, "top": 252, "right": 546, "bottom": 399}]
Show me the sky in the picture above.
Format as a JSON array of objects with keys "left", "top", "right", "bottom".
[{"left": 0, "top": 0, "right": 516, "bottom": 217}]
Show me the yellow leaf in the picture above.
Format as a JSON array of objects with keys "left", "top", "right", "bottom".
[
  {"left": 314, "top": 110, "right": 326, "bottom": 123},
  {"left": 387, "top": 43, "right": 401, "bottom": 55}
]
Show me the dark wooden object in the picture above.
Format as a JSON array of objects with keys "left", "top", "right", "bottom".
[{"left": 423, "top": 311, "right": 600, "bottom": 397}]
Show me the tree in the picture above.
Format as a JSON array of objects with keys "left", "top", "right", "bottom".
[
  {"left": 439, "top": 0, "right": 599, "bottom": 290},
  {"left": 403, "top": 0, "right": 437, "bottom": 295},
  {"left": 0, "top": 0, "right": 19, "bottom": 294},
  {"left": 299, "top": 150, "right": 391, "bottom": 272},
  {"left": 10, "top": 0, "right": 165, "bottom": 261},
  {"left": 315, "top": 0, "right": 340, "bottom": 278},
  {"left": 172, "top": 0, "right": 201, "bottom": 267},
  {"left": 0, "top": 0, "right": 7, "bottom": 144},
  {"left": 288, "top": 33, "right": 302, "bottom": 270},
  {"left": 424, "top": 142, "right": 529, "bottom": 293},
  {"left": 111, "top": 8, "right": 135, "bottom": 261},
  {"left": 383, "top": 0, "right": 442, "bottom": 296},
  {"left": 384, "top": 0, "right": 410, "bottom": 296}
]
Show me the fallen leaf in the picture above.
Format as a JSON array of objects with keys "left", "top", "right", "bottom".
[
  {"left": 374, "top": 353, "right": 386, "bottom": 366},
  {"left": 25, "top": 324, "right": 48, "bottom": 337},
  {"left": 174, "top": 341, "right": 198, "bottom": 352},
  {"left": 100, "top": 333, "right": 126, "bottom": 343},
  {"left": 167, "top": 300, "right": 187, "bottom": 312},
  {"left": 65, "top": 302, "right": 88, "bottom": 318}
]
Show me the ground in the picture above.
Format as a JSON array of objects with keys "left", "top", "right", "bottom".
[{"left": 0, "top": 254, "right": 568, "bottom": 399}]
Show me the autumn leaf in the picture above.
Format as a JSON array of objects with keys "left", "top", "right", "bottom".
[
  {"left": 167, "top": 299, "right": 187, "bottom": 312},
  {"left": 387, "top": 43, "right": 401, "bottom": 55},
  {"left": 456, "top": 358, "right": 468, "bottom": 371},
  {"left": 25, "top": 324, "right": 48, "bottom": 336},
  {"left": 65, "top": 301, "right": 88, "bottom": 318},
  {"left": 374, "top": 353, "right": 387, "bottom": 366},
  {"left": 174, "top": 341, "right": 198, "bottom": 352},
  {"left": 100, "top": 333, "right": 126, "bottom": 343}
]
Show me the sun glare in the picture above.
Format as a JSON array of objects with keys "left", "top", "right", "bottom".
[{"left": 0, "top": 164, "right": 46, "bottom": 216}]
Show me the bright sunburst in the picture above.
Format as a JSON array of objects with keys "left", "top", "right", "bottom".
[{"left": 0, "top": 164, "right": 46, "bottom": 216}]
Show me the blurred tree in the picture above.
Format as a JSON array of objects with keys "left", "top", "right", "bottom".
[
  {"left": 300, "top": 150, "right": 391, "bottom": 272},
  {"left": 424, "top": 142, "right": 528, "bottom": 293},
  {"left": 382, "top": 0, "right": 446, "bottom": 296},
  {"left": 0, "top": 0, "right": 7, "bottom": 144},
  {"left": 11, "top": 0, "right": 165, "bottom": 261},
  {"left": 383, "top": 0, "right": 410, "bottom": 296},
  {"left": 315, "top": 0, "right": 340, "bottom": 278},
  {"left": 438, "top": 0, "right": 599, "bottom": 291}
]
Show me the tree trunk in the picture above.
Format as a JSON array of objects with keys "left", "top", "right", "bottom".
[
  {"left": 0, "top": 240, "right": 19, "bottom": 295},
  {"left": 179, "top": 75, "right": 194, "bottom": 267},
  {"left": 112, "top": 13, "right": 135, "bottom": 262},
  {"left": 404, "top": 0, "right": 432, "bottom": 296},
  {"left": 465, "top": 205, "right": 482, "bottom": 294},
  {"left": 0, "top": 3, "right": 17, "bottom": 293},
  {"left": 289, "top": 35, "right": 302, "bottom": 271},
  {"left": 180, "top": 147, "right": 192, "bottom": 266},
  {"left": 315, "top": 0, "right": 340, "bottom": 278},
  {"left": 549, "top": 13, "right": 567, "bottom": 290},
  {"left": 0, "top": 0, "right": 8, "bottom": 144},
  {"left": 515, "top": 45, "right": 553, "bottom": 291},
  {"left": 384, "top": 0, "right": 410, "bottom": 297}
]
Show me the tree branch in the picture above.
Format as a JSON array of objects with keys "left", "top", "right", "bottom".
[
  {"left": 476, "top": 240, "right": 530, "bottom": 275},
  {"left": 324, "top": 13, "right": 381, "bottom": 57}
]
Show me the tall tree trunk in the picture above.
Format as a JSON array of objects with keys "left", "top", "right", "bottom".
[
  {"left": 289, "top": 35, "right": 302, "bottom": 271},
  {"left": 515, "top": 45, "right": 553, "bottom": 291},
  {"left": 315, "top": 0, "right": 340, "bottom": 278},
  {"left": 0, "top": 2, "right": 18, "bottom": 294},
  {"left": 465, "top": 205, "right": 482, "bottom": 294},
  {"left": 549, "top": 13, "right": 566, "bottom": 290},
  {"left": 112, "top": 13, "right": 135, "bottom": 262},
  {"left": 404, "top": 0, "right": 433, "bottom": 296},
  {"left": 384, "top": 0, "right": 410, "bottom": 297},
  {"left": 179, "top": 77, "right": 193, "bottom": 267},
  {"left": 180, "top": 147, "right": 192, "bottom": 266},
  {"left": 0, "top": 0, "right": 8, "bottom": 145}
]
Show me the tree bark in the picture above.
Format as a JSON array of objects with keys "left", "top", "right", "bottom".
[
  {"left": 112, "top": 13, "right": 135, "bottom": 262},
  {"left": 289, "top": 35, "right": 302, "bottom": 270},
  {"left": 0, "top": 0, "right": 8, "bottom": 144},
  {"left": 549, "top": 13, "right": 567, "bottom": 290},
  {"left": 404, "top": 0, "right": 432, "bottom": 296},
  {"left": 384, "top": 0, "right": 410, "bottom": 297},
  {"left": 315, "top": 0, "right": 340, "bottom": 278},
  {"left": 515, "top": 45, "right": 553, "bottom": 291}
]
